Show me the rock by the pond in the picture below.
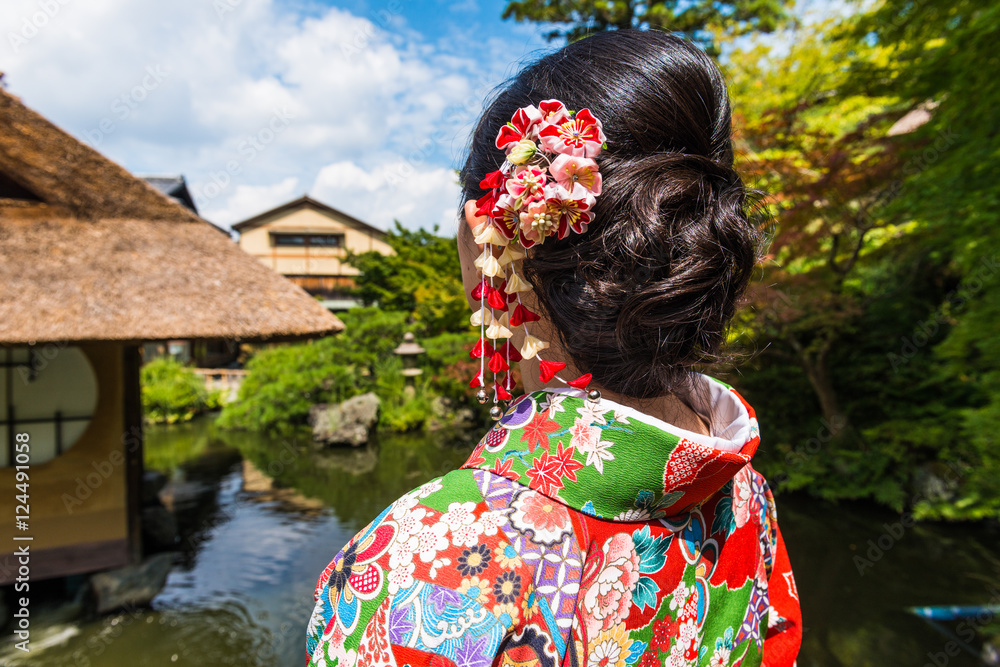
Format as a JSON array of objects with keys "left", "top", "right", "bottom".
[
  {"left": 427, "top": 396, "right": 476, "bottom": 432},
  {"left": 913, "top": 462, "right": 960, "bottom": 503},
  {"left": 310, "top": 392, "right": 381, "bottom": 447},
  {"left": 89, "top": 553, "right": 174, "bottom": 615},
  {"left": 141, "top": 470, "right": 168, "bottom": 505},
  {"left": 142, "top": 504, "right": 178, "bottom": 552}
]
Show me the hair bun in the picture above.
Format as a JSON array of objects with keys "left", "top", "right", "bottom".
[{"left": 460, "top": 30, "right": 766, "bottom": 398}]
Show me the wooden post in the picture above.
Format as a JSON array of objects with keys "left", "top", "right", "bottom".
[{"left": 122, "top": 344, "right": 144, "bottom": 564}]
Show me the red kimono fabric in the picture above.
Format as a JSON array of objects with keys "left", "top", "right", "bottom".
[{"left": 307, "top": 375, "right": 802, "bottom": 666}]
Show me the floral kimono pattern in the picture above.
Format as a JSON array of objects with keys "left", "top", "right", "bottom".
[{"left": 307, "top": 375, "right": 801, "bottom": 666}]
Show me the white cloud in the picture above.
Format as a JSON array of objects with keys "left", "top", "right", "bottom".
[
  {"left": 311, "top": 160, "right": 461, "bottom": 235},
  {"left": 0, "top": 0, "right": 524, "bottom": 233},
  {"left": 202, "top": 176, "right": 301, "bottom": 226}
]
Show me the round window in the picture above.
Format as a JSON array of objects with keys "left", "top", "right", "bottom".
[{"left": 1, "top": 346, "right": 99, "bottom": 467}]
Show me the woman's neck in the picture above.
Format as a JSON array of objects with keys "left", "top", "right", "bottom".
[
  {"left": 518, "top": 355, "right": 712, "bottom": 437},
  {"left": 508, "top": 303, "right": 712, "bottom": 437}
]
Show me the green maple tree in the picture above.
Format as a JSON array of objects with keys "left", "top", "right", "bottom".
[{"left": 501, "top": 0, "right": 791, "bottom": 55}]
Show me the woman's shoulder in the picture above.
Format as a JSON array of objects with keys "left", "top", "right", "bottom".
[
  {"left": 306, "top": 468, "right": 538, "bottom": 666},
  {"left": 311, "top": 468, "right": 490, "bottom": 597}
]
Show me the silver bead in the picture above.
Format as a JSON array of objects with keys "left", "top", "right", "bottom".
[
  {"left": 475, "top": 389, "right": 488, "bottom": 404},
  {"left": 490, "top": 405, "right": 503, "bottom": 421},
  {"left": 587, "top": 389, "right": 602, "bottom": 402}
]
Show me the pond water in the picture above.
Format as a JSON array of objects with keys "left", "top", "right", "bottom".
[{"left": 4, "top": 417, "right": 999, "bottom": 666}]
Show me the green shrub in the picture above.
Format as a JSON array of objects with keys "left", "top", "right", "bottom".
[
  {"left": 217, "top": 308, "right": 493, "bottom": 434},
  {"left": 141, "top": 357, "right": 222, "bottom": 424},
  {"left": 218, "top": 309, "right": 411, "bottom": 432}
]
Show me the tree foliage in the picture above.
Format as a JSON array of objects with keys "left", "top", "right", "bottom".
[
  {"left": 723, "top": 4, "right": 1000, "bottom": 518},
  {"left": 504, "top": 1, "right": 1000, "bottom": 518},
  {"left": 348, "top": 222, "right": 468, "bottom": 335},
  {"left": 837, "top": 0, "right": 1000, "bottom": 519},
  {"left": 501, "top": 0, "right": 791, "bottom": 54}
]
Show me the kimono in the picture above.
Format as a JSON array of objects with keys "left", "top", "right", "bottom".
[{"left": 306, "top": 375, "right": 802, "bottom": 667}]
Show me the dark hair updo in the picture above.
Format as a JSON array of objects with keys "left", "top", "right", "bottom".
[{"left": 459, "top": 29, "right": 765, "bottom": 399}]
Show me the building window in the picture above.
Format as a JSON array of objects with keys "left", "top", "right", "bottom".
[
  {"left": 271, "top": 233, "right": 345, "bottom": 248},
  {"left": 1, "top": 347, "right": 98, "bottom": 467}
]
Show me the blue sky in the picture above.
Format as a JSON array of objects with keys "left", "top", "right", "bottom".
[
  {"left": 1, "top": 0, "right": 839, "bottom": 233},
  {"left": 1, "top": 0, "right": 554, "bottom": 233}
]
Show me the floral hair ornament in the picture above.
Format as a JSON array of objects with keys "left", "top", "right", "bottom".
[{"left": 469, "top": 99, "right": 606, "bottom": 420}]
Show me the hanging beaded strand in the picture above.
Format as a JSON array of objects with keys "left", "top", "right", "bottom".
[{"left": 468, "top": 100, "right": 606, "bottom": 417}]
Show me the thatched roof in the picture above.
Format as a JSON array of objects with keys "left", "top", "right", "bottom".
[{"left": 0, "top": 88, "right": 344, "bottom": 344}]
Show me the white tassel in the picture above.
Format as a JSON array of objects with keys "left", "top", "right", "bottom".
[
  {"left": 520, "top": 335, "right": 549, "bottom": 360},
  {"left": 486, "top": 321, "right": 513, "bottom": 340},
  {"left": 469, "top": 307, "right": 493, "bottom": 327},
  {"left": 481, "top": 254, "right": 504, "bottom": 278},
  {"left": 505, "top": 273, "right": 533, "bottom": 293},
  {"left": 497, "top": 246, "right": 525, "bottom": 266},
  {"left": 505, "top": 246, "right": 526, "bottom": 261},
  {"left": 474, "top": 225, "right": 509, "bottom": 246}
]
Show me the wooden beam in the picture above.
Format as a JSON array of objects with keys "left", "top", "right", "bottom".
[
  {"left": 123, "top": 345, "right": 144, "bottom": 564},
  {"left": 0, "top": 538, "right": 129, "bottom": 585}
]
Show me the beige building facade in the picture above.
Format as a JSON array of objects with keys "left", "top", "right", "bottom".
[{"left": 234, "top": 196, "right": 392, "bottom": 309}]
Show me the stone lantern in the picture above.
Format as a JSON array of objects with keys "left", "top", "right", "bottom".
[{"left": 393, "top": 332, "right": 425, "bottom": 391}]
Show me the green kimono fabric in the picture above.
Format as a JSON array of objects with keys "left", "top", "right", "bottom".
[{"left": 307, "top": 374, "right": 802, "bottom": 666}]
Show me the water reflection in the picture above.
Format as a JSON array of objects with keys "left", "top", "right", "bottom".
[
  {"left": 2, "top": 417, "right": 998, "bottom": 666},
  {"left": 778, "top": 496, "right": 1000, "bottom": 666},
  {"left": 1, "top": 420, "right": 470, "bottom": 666}
]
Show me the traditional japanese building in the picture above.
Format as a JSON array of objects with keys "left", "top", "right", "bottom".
[
  {"left": 142, "top": 175, "right": 200, "bottom": 215},
  {"left": 233, "top": 196, "right": 392, "bottom": 310},
  {"left": 0, "top": 88, "right": 343, "bottom": 584}
]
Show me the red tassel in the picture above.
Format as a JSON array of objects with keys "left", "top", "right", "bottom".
[
  {"left": 487, "top": 289, "right": 508, "bottom": 311},
  {"left": 538, "top": 359, "right": 566, "bottom": 383},
  {"left": 519, "top": 303, "right": 540, "bottom": 322},
  {"left": 502, "top": 372, "right": 516, "bottom": 391},
  {"left": 488, "top": 351, "right": 509, "bottom": 374},
  {"left": 469, "top": 337, "right": 492, "bottom": 360},
  {"left": 469, "top": 368, "right": 484, "bottom": 388},
  {"left": 497, "top": 340, "right": 522, "bottom": 363},
  {"left": 567, "top": 373, "right": 592, "bottom": 390},
  {"left": 496, "top": 383, "right": 512, "bottom": 401},
  {"left": 509, "top": 304, "right": 540, "bottom": 327},
  {"left": 471, "top": 279, "right": 490, "bottom": 301}
]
